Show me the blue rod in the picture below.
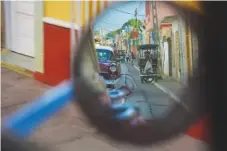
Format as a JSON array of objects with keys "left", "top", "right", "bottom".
[
  {"left": 2, "top": 80, "right": 134, "bottom": 138},
  {"left": 3, "top": 81, "right": 74, "bottom": 137}
]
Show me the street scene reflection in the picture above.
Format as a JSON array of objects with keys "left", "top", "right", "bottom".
[
  {"left": 93, "top": 1, "right": 198, "bottom": 119},
  {"left": 1, "top": 1, "right": 204, "bottom": 151}
]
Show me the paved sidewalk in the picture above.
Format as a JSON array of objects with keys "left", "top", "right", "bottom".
[
  {"left": 1, "top": 67, "right": 208, "bottom": 151},
  {"left": 1, "top": 51, "right": 34, "bottom": 71},
  {"left": 1, "top": 67, "right": 48, "bottom": 116},
  {"left": 1, "top": 67, "right": 95, "bottom": 145}
]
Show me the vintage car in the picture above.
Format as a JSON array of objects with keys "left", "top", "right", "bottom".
[{"left": 96, "top": 45, "right": 121, "bottom": 88}]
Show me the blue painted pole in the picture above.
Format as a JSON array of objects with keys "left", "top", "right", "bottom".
[
  {"left": 3, "top": 81, "right": 74, "bottom": 137},
  {"left": 2, "top": 80, "right": 137, "bottom": 138}
]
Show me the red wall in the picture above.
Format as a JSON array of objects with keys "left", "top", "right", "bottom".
[
  {"left": 186, "top": 116, "right": 210, "bottom": 144},
  {"left": 145, "top": 1, "right": 177, "bottom": 30},
  {"left": 40, "top": 23, "right": 77, "bottom": 86}
]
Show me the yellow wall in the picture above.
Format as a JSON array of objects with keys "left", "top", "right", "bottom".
[
  {"left": 39, "top": 1, "right": 112, "bottom": 72},
  {"left": 187, "top": 27, "right": 193, "bottom": 77},
  {"left": 44, "top": 1, "right": 72, "bottom": 22},
  {"left": 160, "top": 26, "right": 171, "bottom": 38},
  {"left": 173, "top": 1, "right": 203, "bottom": 14},
  {"left": 44, "top": 1, "right": 111, "bottom": 26},
  {"left": 145, "top": 32, "right": 150, "bottom": 44}
]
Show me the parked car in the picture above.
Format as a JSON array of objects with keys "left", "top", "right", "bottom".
[{"left": 96, "top": 45, "right": 121, "bottom": 88}]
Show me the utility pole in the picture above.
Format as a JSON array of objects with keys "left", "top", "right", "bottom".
[
  {"left": 135, "top": 8, "right": 139, "bottom": 47},
  {"left": 151, "top": 1, "right": 160, "bottom": 45},
  {"left": 124, "top": 25, "right": 129, "bottom": 51},
  {"left": 151, "top": 1, "right": 162, "bottom": 77}
]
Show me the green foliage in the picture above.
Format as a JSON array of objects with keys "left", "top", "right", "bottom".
[
  {"left": 93, "top": 30, "right": 100, "bottom": 36},
  {"left": 122, "top": 19, "right": 143, "bottom": 30},
  {"left": 105, "top": 19, "right": 143, "bottom": 39},
  {"left": 105, "top": 29, "right": 121, "bottom": 39}
]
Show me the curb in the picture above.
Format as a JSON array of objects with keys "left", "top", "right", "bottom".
[
  {"left": 153, "top": 82, "right": 180, "bottom": 103},
  {"left": 1, "top": 61, "right": 33, "bottom": 78},
  {"left": 133, "top": 64, "right": 180, "bottom": 102}
]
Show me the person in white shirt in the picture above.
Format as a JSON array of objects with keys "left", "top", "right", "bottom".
[{"left": 126, "top": 51, "right": 131, "bottom": 63}]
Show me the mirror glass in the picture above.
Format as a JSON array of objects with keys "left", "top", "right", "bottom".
[
  {"left": 1, "top": 1, "right": 202, "bottom": 149},
  {"left": 92, "top": 1, "right": 198, "bottom": 120}
]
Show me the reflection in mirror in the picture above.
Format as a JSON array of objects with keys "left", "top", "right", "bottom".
[
  {"left": 92, "top": 1, "right": 198, "bottom": 119},
  {"left": 74, "top": 0, "right": 202, "bottom": 145}
]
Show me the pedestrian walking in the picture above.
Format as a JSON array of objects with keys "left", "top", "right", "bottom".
[
  {"left": 126, "top": 50, "right": 131, "bottom": 63},
  {"left": 131, "top": 51, "right": 135, "bottom": 65}
]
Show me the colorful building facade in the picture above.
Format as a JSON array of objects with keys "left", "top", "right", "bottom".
[
  {"left": 145, "top": 1, "right": 177, "bottom": 33},
  {"left": 1, "top": 1, "right": 112, "bottom": 86},
  {"left": 38, "top": 1, "right": 112, "bottom": 86},
  {"left": 145, "top": 1, "right": 195, "bottom": 84},
  {"left": 2, "top": 1, "right": 207, "bottom": 145},
  {"left": 144, "top": 1, "right": 207, "bottom": 143},
  {"left": 2, "top": 1, "right": 196, "bottom": 86}
]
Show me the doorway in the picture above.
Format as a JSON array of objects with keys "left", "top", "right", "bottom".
[
  {"left": 11, "top": 1, "right": 35, "bottom": 57},
  {"left": 2, "top": 1, "right": 35, "bottom": 71}
]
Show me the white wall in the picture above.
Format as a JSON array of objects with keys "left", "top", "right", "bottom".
[
  {"left": 3, "top": 1, "right": 12, "bottom": 50},
  {"left": 178, "top": 16, "right": 188, "bottom": 84},
  {"left": 191, "top": 30, "right": 199, "bottom": 70},
  {"left": 171, "top": 20, "right": 178, "bottom": 80},
  {"left": 163, "top": 41, "right": 169, "bottom": 76},
  {"left": 171, "top": 17, "right": 188, "bottom": 84}
]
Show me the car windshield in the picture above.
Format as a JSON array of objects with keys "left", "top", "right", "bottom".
[{"left": 96, "top": 49, "right": 114, "bottom": 61}]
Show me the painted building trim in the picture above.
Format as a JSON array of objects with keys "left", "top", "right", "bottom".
[
  {"left": 34, "top": 1, "right": 44, "bottom": 73},
  {"left": 178, "top": 16, "right": 188, "bottom": 84},
  {"left": 43, "top": 17, "right": 81, "bottom": 30},
  {"left": 2, "top": 1, "right": 12, "bottom": 50},
  {"left": 160, "top": 23, "right": 172, "bottom": 29},
  {"left": 186, "top": 22, "right": 193, "bottom": 77},
  {"left": 10, "top": 2, "right": 17, "bottom": 55}
]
